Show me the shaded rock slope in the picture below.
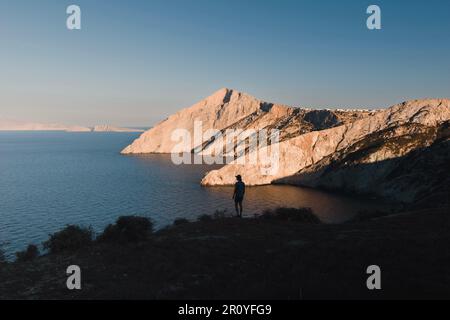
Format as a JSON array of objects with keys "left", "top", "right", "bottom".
[
  {"left": 277, "top": 120, "right": 450, "bottom": 205},
  {"left": 0, "top": 119, "right": 91, "bottom": 132}
]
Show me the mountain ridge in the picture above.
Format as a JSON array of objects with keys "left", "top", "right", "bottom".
[{"left": 121, "top": 88, "right": 374, "bottom": 154}]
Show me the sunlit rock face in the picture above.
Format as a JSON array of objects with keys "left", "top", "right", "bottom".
[
  {"left": 121, "top": 88, "right": 370, "bottom": 155},
  {"left": 121, "top": 88, "right": 267, "bottom": 154}
]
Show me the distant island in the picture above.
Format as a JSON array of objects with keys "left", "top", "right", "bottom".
[
  {"left": 0, "top": 119, "right": 144, "bottom": 133},
  {"left": 92, "top": 125, "right": 144, "bottom": 133}
]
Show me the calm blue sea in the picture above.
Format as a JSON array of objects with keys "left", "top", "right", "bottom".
[{"left": 0, "top": 132, "right": 382, "bottom": 257}]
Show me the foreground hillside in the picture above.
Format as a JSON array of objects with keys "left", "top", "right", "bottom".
[{"left": 1, "top": 207, "right": 449, "bottom": 300}]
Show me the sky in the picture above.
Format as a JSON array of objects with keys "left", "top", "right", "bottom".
[{"left": 0, "top": 0, "right": 449, "bottom": 127}]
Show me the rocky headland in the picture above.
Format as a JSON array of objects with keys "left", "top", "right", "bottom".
[{"left": 122, "top": 89, "right": 450, "bottom": 206}]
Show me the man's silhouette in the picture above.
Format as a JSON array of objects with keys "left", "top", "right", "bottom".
[{"left": 233, "top": 175, "right": 246, "bottom": 218}]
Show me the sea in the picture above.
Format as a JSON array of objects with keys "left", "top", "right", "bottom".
[{"left": 0, "top": 131, "right": 385, "bottom": 258}]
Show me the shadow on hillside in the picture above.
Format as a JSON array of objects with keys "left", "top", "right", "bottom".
[{"left": 275, "top": 138, "right": 450, "bottom": 209}]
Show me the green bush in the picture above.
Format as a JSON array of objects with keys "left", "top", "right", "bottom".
[
  {"left": 260, "top": 207, "right": 321, "bottom": 224},
  {"left": 98, "top": 216, "right": 153, "bottom": 243},
  {"left": 15, "top": 244, "right": 40, "bottom": 262},
  {"left": 173, "top": 218, "right": 189, "bottom": 226},
  {"left": 43, "top": 225, "right": 94, "bottom": 254}
]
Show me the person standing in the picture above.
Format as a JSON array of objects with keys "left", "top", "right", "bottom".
[{"left": 233, "top": 175, "right": 246, "bottom": 218}]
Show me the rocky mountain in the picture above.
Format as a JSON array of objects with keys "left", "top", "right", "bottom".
[
  {"left": 122, "top": 88, "right": 268, "bottom": 154},
  {"left": 121, "top": 89, "right": 449, "bottom": 205},
  {"left": 121, "top": 88, "right": 372, "bottom": 154}
]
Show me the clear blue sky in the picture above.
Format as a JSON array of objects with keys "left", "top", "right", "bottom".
[{"left": 0, "top": 0, "right": 449, "bottom": 126}]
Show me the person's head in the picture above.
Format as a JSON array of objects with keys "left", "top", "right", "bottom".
[{"left": 236, "top": 175, "right": 242, "bottom": 182}]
